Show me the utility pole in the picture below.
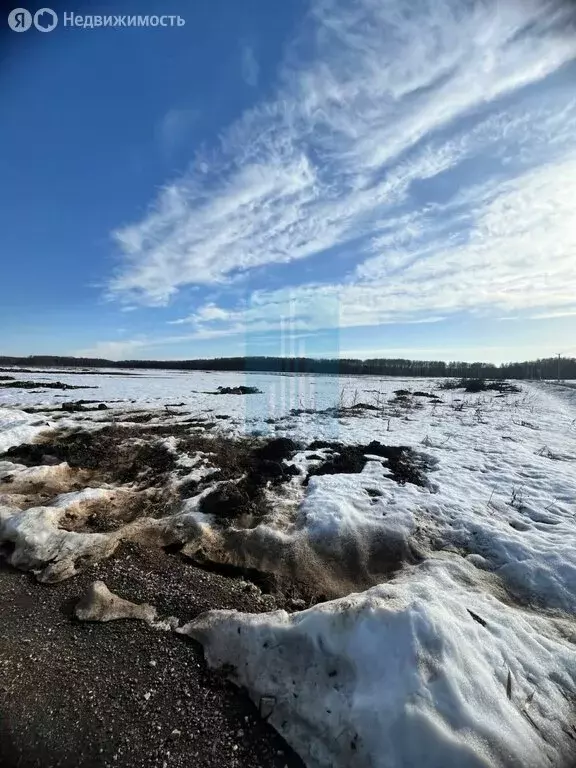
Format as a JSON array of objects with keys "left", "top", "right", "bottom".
[{"left": 557, "top": 353, "right": 562, "bottom": 383}]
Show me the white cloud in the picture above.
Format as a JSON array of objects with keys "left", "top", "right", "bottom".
[
  {"left": 529, "top": 309, "right": 576, "bottom": 320},
  {"left": 241, "top": 44, "right": 259, "bottom": 87},
  {"left": 168, "top": 302, "right": 232, "bottom": 325},
  {"left": 108, "top": 0, "right": 576, "bottom": 338},
  {"left": 75, "top": 339, "right": 150, "bottom": 360},
  {"left": 170, "top": 150, "right": 576, "bottom": 336},
  {"left": 157, "top": 108, "right": 198, "bottom": 158}
]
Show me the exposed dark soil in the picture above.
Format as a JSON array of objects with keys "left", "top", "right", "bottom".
[
  {"left": 389, "top": 394, "right": 411, "bottom": 405},
  {"left": 2, "top": 425, "right": 431, "bottom": 542},
  {"left": 0, "top": 422, "right": 435, "bottom": 768},
  {"left": 62, "top": 401, "right": 109, "bottom": 412},
  {"left": 22, "top": 401, "right": 127, "bottom": 414},
  {"left": 488, "top": 381, "right": 522, "bottom": 393},
  {"left": 289, "top": 408, "right": 317, "bottom": 416},
  {"left": 58, "top": 491, "right": 174, "bottom": 533},
  {"left": 254, "top": 437, "right": 299, "bottom": 461},
  {"left": 0, "top": 368, "right": 144, "bottom": 377},
  {"left": 0, "top": 546, "right": 304, "bottom": 768},
  {"left": 214, "top": 386, "right": 262, "bottom": 395},
  {"left": 348, "top": 402, "right": 380, "bottom": 411},
  {"left": 3, "top": 427, "right": 177, "bottom": 489},
  {"left": 122, "top": 412, "right": 160, "bottom": 423},
  {"left": 195, "top": 437, "right": 301, "bottom": 525},
  {"left": 200, "top": 482, "right": 261, "bottom": 523},
  {"left": 0, "top": 380, "right": 96, "bottom": 391},
  {"left": 305, "top": 440, "right": 429, "bottom": 487},
  {"left": 1, "top": 428, "right": 430, "bottom": 605},
  {"left": 290, "top": 402, "right": 384, "bottom": 418},
  {"left": 439, "top": 378, "right": 521, "bottom": 394},
  {"left": 1, "top": 431, "right": 304, "bottom": 531}
]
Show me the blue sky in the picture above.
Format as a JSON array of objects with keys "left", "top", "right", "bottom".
[{"left": 2, "top": 0, "right": 576, "bottom": 363}]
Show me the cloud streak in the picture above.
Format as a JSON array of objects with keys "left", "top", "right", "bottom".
[
  {"left": 156, "top": 108, "right": 198, "bottom": 159},
  {"left": 241, "top": 44, "right": 260, "bottom": 87},
  {"left": 108, "top": 0, "right": 576, "bottom": 344}
]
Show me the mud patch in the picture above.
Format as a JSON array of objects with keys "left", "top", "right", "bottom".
[
  {"left": 3, "top": 431, "right": 304, "bottom": 532},
  {"left": 290, "top": 403, "right": 384, "bottom": 418},
  {"left": 119, "top": 411, "right": 158, "bottom": 424},
  {"left": 177, "top": 523, "right": 421, "bottom": 606},
  {"left": 195, "top": 438, "right": 302, "bottom": 526},
  {"left": 200, "top": 482, "right": 262, "bottom": 524},
  {"left": 62, "top": 401, "right": 109, "bottom": 412},
  {"left": 2, "top": 426, "right": 177, "bottom": 489},
  {"left": 305, "top": 441, "right": 429, "bottom": 486},
  {"left": 439, "top": 378, "right": 521, "bottom": 394},
  {"left": 0, "top": 428, "right": 427, "bottom": 606},
  {"left": 180, "top": 436, "right": 300, "bottom": 485},
  {"left": 0, "top": 380, "right": 95, "bottom": 390},
  {"left": 214, "top": 386, "right": 262, "bottom": 395},
  {"left": 0, "top": 462, "right": 91, "bottom": 503},
  {"left": 58, "top": 488, "right": 176, "bottom": 533},
  {"left": 255, "top": 437, "right": 299, "bottom": 461}
]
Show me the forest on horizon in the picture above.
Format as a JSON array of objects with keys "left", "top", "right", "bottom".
[{"left": 0, "top": 354, "right": 572, "bottom": 380}]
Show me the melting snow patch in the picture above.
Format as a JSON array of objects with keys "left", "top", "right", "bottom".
[
  {"left": 50, "top": 487, "right": 114, "bottom": 508},
  {"left": 0, "top": 408, "right": 49, "bottom": 453},
  {"left": 183, "top": 558, "right": 576, "bottom": 768},
  {"left": 0, "top": 503, "right": 118, "bottom": 582},
  {"left": 75, "top": 580, "right": 157, "bottom": 623}
]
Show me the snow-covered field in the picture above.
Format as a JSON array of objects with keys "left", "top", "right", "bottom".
[{"left": 1, "top": 368, "right": 576, "bottom": 767}]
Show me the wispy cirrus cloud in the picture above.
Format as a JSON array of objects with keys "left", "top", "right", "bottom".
[
  {"left": 156, "top": 108, "right": 198, "bottom": 159},
  {"left": 75, "top": 339, "right": 151, "bottom": 360},
  {"left": 108, "top": 0, "right": 576, "bottom": 341},
  {"left": 166, "top": 147, "right": 576, "bottom": 337},
  {"left": 528, "top": 310, "right": 576, "bottom": 320},
  {"left": 241, "top": 44, "right": 260, "bottom": 87}
]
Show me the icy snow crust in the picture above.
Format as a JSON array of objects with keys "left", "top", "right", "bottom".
[
  {"left": 0, "top": 407, "right": 50, "bottom": 453},
  {"left": 1, "top": 370, "right": 576, "bottom": 766},
  {"left": 183, "top": 558, "right": 576, "bottom": 768}
]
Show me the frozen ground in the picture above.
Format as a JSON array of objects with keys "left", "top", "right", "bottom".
[{"left": 1, "top": 369, "right": 576, "bottom": 767}]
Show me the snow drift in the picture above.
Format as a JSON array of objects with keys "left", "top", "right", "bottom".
[{"left": 183, "top": 557, "right": 576, "bottom": 768}]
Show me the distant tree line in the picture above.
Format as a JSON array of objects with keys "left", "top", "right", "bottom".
[{"left": 0, "top": 354, "right": 573, "bottom": 380}]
